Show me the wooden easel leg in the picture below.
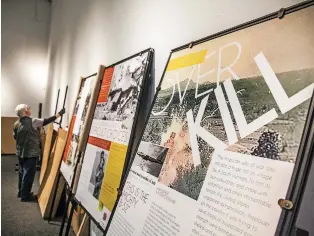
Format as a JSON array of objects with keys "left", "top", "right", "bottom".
[
  {"left": 77, "top": 213, "right": 89, "bottom": 236},
  {"left": 63, "top": 199, "right": 76, "bottom": 236}
]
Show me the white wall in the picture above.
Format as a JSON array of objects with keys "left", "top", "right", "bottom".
[
  {"left": 45, "top": 0, "right": 305, "bottom": 126},
  {"left": 1, "top": 0, "right": 51, "bottom": 117}
]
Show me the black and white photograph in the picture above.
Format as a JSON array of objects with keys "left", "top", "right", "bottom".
[
  {"left": 93, "top": 52, "right": 149, "bottom": 129},
  {"left": 88, "top": 150, "right": 108, "bottom": 200},
  {"left": 73, "top": 79, "right": 86, "bottom": 115},
  {"left": 72, "top": 76, "right": 94, "bottom": 136},
  {"left": 132, "top": 141, "right": 168, "bottom": 178},
  {"left": 80, "top": 76, "right": 94, "bottom": 122},
  {"left": 81, "top": 91, "right": 91, "bottom": 121}
]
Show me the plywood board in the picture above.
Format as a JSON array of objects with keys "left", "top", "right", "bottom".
[
  {"left": 1, "top": 117, "right": 18, "bottom": 154},
  {"left": 39, "top": 124, "right": 56, "bottom": 184},
  {"left": 38, "top": 128, "right": 67, "bottom": 219}
]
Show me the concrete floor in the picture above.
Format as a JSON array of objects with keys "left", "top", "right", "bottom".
[{"left": 1, "top": 155, "right": 66, "bottom": 236}]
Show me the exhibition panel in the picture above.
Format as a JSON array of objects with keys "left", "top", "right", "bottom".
[
  {"left": 75, "top": 49, "right": 154, "bottom": 231},
  {"left": 60, "top": 73, "right": 101, "bottom": 186},
  {"left": 106, "top": 3, "right": 314, "bottom": 236},
  {"left": 56, "top": 71, "right": 105, "bottom": 234}
]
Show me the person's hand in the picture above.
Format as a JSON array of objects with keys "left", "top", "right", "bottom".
[{"left": 58, "top": 108, "right": 66, "bottom": 116}]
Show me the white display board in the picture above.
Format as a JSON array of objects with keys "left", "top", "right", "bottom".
[
  {"left": 107, "top": 5, "right": 314, "bottom": 236},
  {"left": 75, "top": 50, "right": 153, "bottom": 230},
  {"left": 60, "top": 75, "right": 97, "bottom": 185}
]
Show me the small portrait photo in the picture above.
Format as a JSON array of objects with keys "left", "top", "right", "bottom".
[{"left": 88, "top": 150, "right": 108, "bottom": 200}]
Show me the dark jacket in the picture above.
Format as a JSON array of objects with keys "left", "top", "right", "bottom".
[{"left": 13, "top": 117, "right": 42, "bottom": 158}]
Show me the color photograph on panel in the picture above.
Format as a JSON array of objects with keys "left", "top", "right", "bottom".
[
  {"left": 75, "top": 49, "right": 153, "bottom": 231},
  {"left": 107, "top": 5, "right": 314, "bottom": 236},
  {"left": 60, "top": 74, "right": 99, "bottom": 185}
]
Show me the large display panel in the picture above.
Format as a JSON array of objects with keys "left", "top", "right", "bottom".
[
  {"left": 60, "top": 74, "right": 99, "bottom": 185},
  {"left": 75, "top": 49, "right": 154, "bottom": 231},
  {"left": 107, "top": 4, "right": 314, "bottom": 236}
]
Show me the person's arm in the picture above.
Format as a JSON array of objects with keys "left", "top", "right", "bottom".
[
  {"left": 32, "top": 108, "right": 66, "bottom": 129},
  {"left": 43, "top": 108, "right": 65, "bottom": 126},
  {"left": 42, "top": 115, "right": 57, "bottom": 126}
]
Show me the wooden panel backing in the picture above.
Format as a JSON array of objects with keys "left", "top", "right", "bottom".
[
  {"left": 38, "top": 128, "right": 67, "bottom": 219},
  {"left": 1, "top": 117, "right": 18, "bottom": 154},
  {"left": 67, "top": 203, "right": 89, "bottom": 236},
  {"left": 39, "top": 124, "right": 56, "bottom": 184},
  {"left": 77, "top": 213, "right": 89, "bottom": 236}
]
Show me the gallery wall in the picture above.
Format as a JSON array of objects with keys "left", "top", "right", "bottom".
[
  {"left": 45, "top": 0, "right": 306, "bottom": 126},
  {"left": 1, "top": 0, "right": 51, "bottom": 117}
]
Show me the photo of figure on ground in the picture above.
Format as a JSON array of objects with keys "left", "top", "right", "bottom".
[
  {"left": 133, "top": 141, "right": 168, "bottom": 178},
  {"left": 65, "top": 135, "right": 78, "bottom": 168},
  {"left": 93, "top": 52, "right": 149, "bottom": 129},
  {"left": 88, "top": 150, "right": 108, "bottom": 200},
  {"left": 140, "top": 66, "right": 314, "bottom": 200},
  {"left": 81, "top": 89, "right": 92, "bottom": 122},
  {"left": 74, "top": 79, "right": 85, "bottom": 115}
]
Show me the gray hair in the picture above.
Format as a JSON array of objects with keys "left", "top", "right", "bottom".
[{"left": 15, "top": 104, "right": 29, "bottom": 117}]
